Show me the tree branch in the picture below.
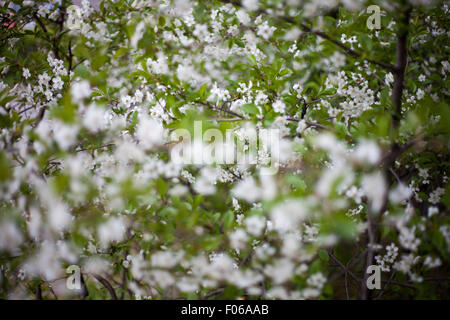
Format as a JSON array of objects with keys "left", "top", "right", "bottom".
[
  {"left": 329, "top": 252, "right": 361, "bottom": 285},
  {"left": 391, "top": 7, "right": 412, "bottom": 131},
  {"left": 90, "top": 273, "right": 118, "bottom": 300}
]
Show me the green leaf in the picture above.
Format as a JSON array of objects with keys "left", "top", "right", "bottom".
[
  {"left": 318, "top": 249, "right": 329, "bottom": 262},
  {"left": 246, "top": 55, "right": 257, "bottom": 66},
  {"left": 241, "top": 103, "right": 259, "bottom": 115},
  {"left": 0, "top": 152, "right": 12, "bottom": 182},
  {"left": 278, "top": 68, "right": 292, "bottom": 77},
  {"left": 156, "top": 178, "right": 167, "bottom": 196},
  {"left": 198, "top": 83, "right": 208, "bottom": 100},
  {"left": 222, "top": 210, "right": 234, "bottom": 229}
]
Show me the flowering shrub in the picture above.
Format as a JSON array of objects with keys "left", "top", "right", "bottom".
[{"left": 0, "top": 0, "right": 449, "bottom": 300}]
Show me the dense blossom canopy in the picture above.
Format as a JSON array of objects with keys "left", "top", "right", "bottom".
[{"left": 0, "top": 0, "right": 449, "bottom": 299}]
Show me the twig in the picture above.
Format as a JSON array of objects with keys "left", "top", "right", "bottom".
[
  {"left": 90, "top": 273, "right": 118, "bottom": 300},
  {"left": 80, "top": 272, "right": 89, "bottom": 299},
  {"left": 328, "top": 252, "right": 361, "bottom": 285},
  {"left": 375, "top": 271, "right": 396, "bottom": 299},
  {"left": 202, "top": 287, "right": 225, "bottom": 300}
]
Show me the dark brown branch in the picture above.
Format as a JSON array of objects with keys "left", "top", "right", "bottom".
[
  {"left": 328, "top": 252, "right": 361, "bottom": 285},
  {"left": 202, "top": 287, "right": 225, "bottom": 300},
  {"left": 287, "top": 117, "right": 354, "bottom": 142},
  {"left": 36, "top": 283, "right": 43, "bottom": 300},
  {"left": 33, "top": 12, "right": 60, "bottom": 59},
  {"left": 300, "top": 96, "right": 338, "bottom": 119},
  {"left": 375, "top": 271, "right": 396, "bottom": 299},
  {"left": 33, "top": 13, "right": 48, "bottom": 35},
  {"left": 68, "top": 40, "right": 73, "bottom": 73},
  {"left": 380, "top": 136, "right": 419, "bottom": 167},
  {"left": 391, "top": 7, "right": 412, "bottom": 130},
  {"left": 80, "top": 272, "right": 89, "bottom": 299},
  {"left": 33, "top": 106, "right": 47, "bottom": 128},
  {"left": 75, "top": 143, "right": 115, "bottom": 153},
  {"left": 91, "top": 273, "right": 118, "bottom": 300},
  {"left": 381, "top": 279, "right": 416, "bottom": 289}
]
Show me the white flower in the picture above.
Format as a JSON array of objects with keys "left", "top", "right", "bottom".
[
  {"left": 270, "top": 199, "right": 307, "bottom": 232},
  {"left": 389, "top": 183, "right": 412, "bottom": 204},
  {"left": 232, "top": 177, "right": 260, "bottom": 203},
  {"left": 23, "top": 241, "right": 60, "bottom": 281},
  {"left": 385, "top": 72, "right": 394, "bottom": 85},
  {"left": 98, "top": 217, "right": 127, "bottom": 247},
  {"left": 232, "top": 197, "right": 241, "bottom": 211},
  {"left": 307, "top": 272, "right": 327, "bottom": 289},
  {"left": 177, "top": 277, "right": 199, "bottom": 292},
  {"left": 242, "top": 0, "right": 259, "bottom": 11},
  {"left": 120, "top": 95, "right": 133, "bottom": 108},
  {"left": 136, "top": 116, "right": 166, "bottom": 149},
  {"left": 394, "top": 254, "right": 419, "bottom": 274},
  {"left": 0, "top": 221, "right": 23, "bottom": 253},
  {"left": 296, "top": 120, "right": 307, "bottom": 134},
  {"left": 244, "top": 215, "right": 266, "bottom": 236},
  {"left": 48, "top": 201, "right": 73, "bottom": 232},
  {"left": 399, "top": 226, "right": 421, "bottom": 252},
  {"left": 147, "top": 55, "right": 169, "bottom": 74},
  {"left": 346, "top": 186, "right": 364, "bottom": 204},
  {"left": 210, "top": 82, "right": 230, "bottom": 102},
  {"left": 429, "top": 187, "right": 444, "bottom": 204},
  {"left": 416, "top": 88, "right": 425, "bottom": 100},
  {"left": 283, "top": 27, "right": 302, "bottom": 41},
  {"left": 52, "top": 76, "right": 64, "bottom": 90},
  {"left": 362, "top": 171, "right": 387, "bottom": 212},
  {"left": 272, "top": 99, "right": 286, "bottom": 113},
  {"left": 257, "top": 21, "right": 276, "bottom": 40},
  {"left": 428, "top": 206, "right": 439, "bottom": 217},
  {"left": 23, "top": 22, "right": 36, "bottom": 31},
  {"left": 23, "top": 68, "right": 31, "bottom": 79},
  {"left": 281, "top": 233, "right": 301, "bottom": 258},
  {"left": 71, "top": 80, "right": 91, "bottom": 102},
  {"left": 84, "top": 257, "right": 110, "bottom": 274},
  {"left": 236, "top": 9, "right": 250, "bottom": 25},
  {"left": 83, "top": 104, "right": 106, "bottom": 133},
  {"left": 194, "top": 167, "right": 217, "bottom": 195},
  {"left": 254, "top": 91, "right": 268, "bottom": 105},
  {"left": 130, "top": 21, "right": 145, "bottom": 48},
  {"left": 151, "top": 250, "right": 183, "bottom": 268},
  {"left": 352, "top": 140, "right": 381, "bottom": 165},
  {"left": 302, "top": 288, "right": 321, "bottom": 299},
  {"left": 151, "top": 270, "right": 175, "bottom": 288},
  {"left": 264, "top": 258, "right": 295, "bottom": 284},
  {"left": 53, "top": 121, "right": 79, "bottom": 150},
  {"left": 423, "top": 256, "right": 441, "bottom": 269},
  {"left": 169, "top": 185, "right": 188, "bottom": 197},
  {"left": 193, "top": 24, "right": 209, "bottom": 39},
  {"left": 229, "top": 229, "right": 248, "bottom": 250}
]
